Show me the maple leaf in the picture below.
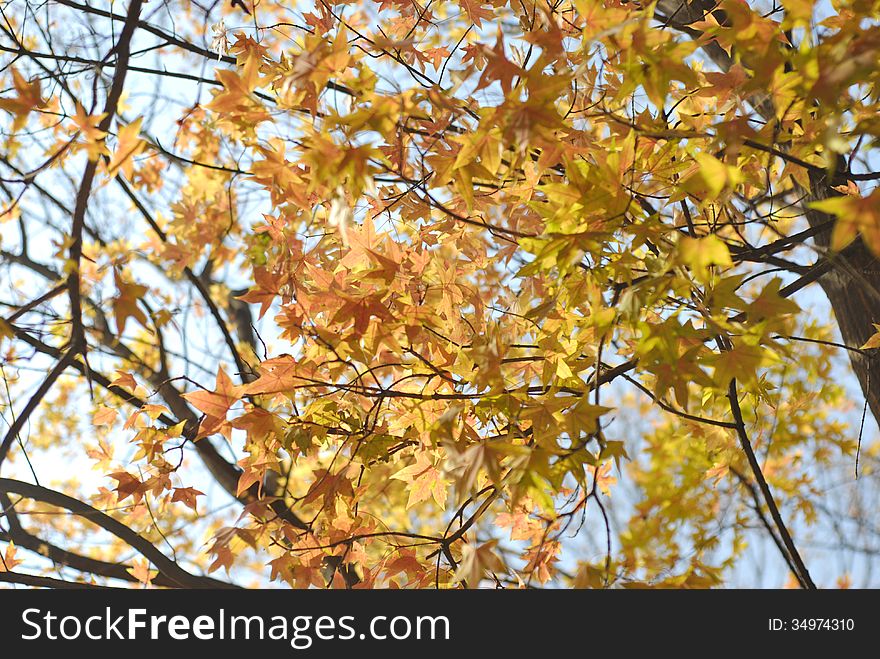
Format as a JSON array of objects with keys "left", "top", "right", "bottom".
[
  {"left": 460, "top": 43, "right": 487, "bottom": 68},
  {"left": 693, "top": 152, "right": 736, "bottom": 197},
  {"left": 236, "top": 468, "right": 264, "bottom": 497},
  {"left": 231, "top": 406, "right": 280, "bottom": 440},
  {"left": 811, "top": 187, "right": 880, "bottom": 255},
  {"left": 593, "top": 462, "right": 617, "bottom": 496},
  {"left": 182, "top": 367, "right": 241, "bottom": 435},
  {"left": 745, "top": 279, "right": 800, "bottom": 324},
  {"left": 458, "top": 0, "right": 494, "bottom": 28},
  {"left": 422, "top": 46, "right": 451, "bottom": 71},
  {"left": 476, "top": 30, "right": 524, "bottom": 95},
  {"left": 301, "top": 468, "right": 354, "bottom": 507},
  {"left": 862, "top": 325, "right": 880, "bottom": 350},
  {"left": 565, "top": 399, "right": 613, "bottom": 439},
  {"left": 92, "top": 406, "right": 118, "bottom": 427},
  {"left": 521, "top": 397, "right": 568, "bottom": 446},
  {"left": 91, "top": 487, "right": 118, "bottom": 510},
  {"left": 108, "top": 471, "right": 144, "bottom": 504},
  {"left": 384, "top": 550, "right": 426, "bottom": 584},
  {"left": 678, "top": 234, "right": 733, "bottom": 283},
  {"left": 497, "top": 508, "right": 542, "bottom": 542},
  {"left": 208, "top": 48, "right": 268, "bottom": 127},
  {"left": 171, "top": 487, "right": 205, "bottom": 512},
  {"left": 71, "top": 102, "right": 109, "bottom": 160},
  {"left": 391, "top": 454, "right": 448, "bottom": 509},
  {"left": 210, "top": 19, "right": 230, "bottom": 57},
  {"left": 701, "top": 64, "right": 749, "bottom": 105},
  {"left": 709, "top": 341, "right": 770, "bottom": 387},
  {"left": 364, "top": 248, "right": 400, "bottom": 283},
  {"left": 105, "top": 117, "right": 146, "bottom": 178},
  {"left": 238, "top": 267, "right": 281, "bottom": 318},
  {"left": 86, "top": 437, "right": 116, "bottom": 474},
  {"left": 242, "top": 355, "right": 302, "bottom": 395},
  {"left": 126, "top": 558, "right": 157, "bottom": 586},
  {"left": 112, "top": 270, "right": 149, "bottom": 335},
  {"left": 333, "top": 294, "right": 394, "bottom": 335},
  {"left": 705, "top": 463, "right": 729, "bottom": 487},
  {"left": 449, "top": 441, "right": 505, "bottom": 495},
  {"left": 0, "top": 318, "right": 13, "bottom": 341},
  {"left": 208, "top": 544, "right": 236, "bottom": 575},
  {"left": 0, "top": 541, "right": 24, "bottom": 572},
  {"left": 832, "top": 180, "right": 861, "bottom": 197},
  {"left": 0, "top": 67, "right": 46, "bottom": 132},
  {"left": 454, "top": 540, "right": 504, "bottom": 586}
]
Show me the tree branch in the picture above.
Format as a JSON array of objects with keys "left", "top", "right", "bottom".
[
  {"left": 0, "top": 477, "right": 237, "bottom": 588},
  {"left": 727, "top": 379, "right": 816, "bottom": 589},
  {"left": 66, "top": 0, "right": 144, "bottom": 367}
]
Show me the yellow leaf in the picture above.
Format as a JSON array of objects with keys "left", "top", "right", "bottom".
[
  {"left": 391, "top": 454, "right": 448, "bottom": 509},
  {"left": 112, "top": 270, "right": 149, "bottom": 335},
  {"left": 705, "top": 463, "right": 729, "bottom": 486},
  {"left": 694, "top": 152, "right": 728, "bottom": 198},
  {"left": 71, "top": 103, "right": 109, "bottom": 161},
  {"left": 0, "top": 318, "right": 13, "bottom": 341},
  {"left": 105, "top": 117, "right": 146, "bottom": 178},
  {"left": 812, "top": 189, "right": 880, "bottom": 255},
  {"left": 0, "top": 541, "right": 23, "bottom": 572},
  {"left": 126, "top": 558, "right": 157, "bottom": 586},
  {"left": 781, "top": 0, "right": 813, "bottom": 25},
  {"left": 0, "top": 67, "right": 45, "bottom": 132},
  {"left": 679, "top": 234, "right": 732, "bottom": 282},
  {"left": 555, "top": 357, "right": 574, "bottom": 380},
  {"left": 93, "top": 406, "right": 118, "bottom": 427},
  {"left": 861, "top": 324, "right": 880, "bottom": 350},
  {"left": 566, "top": 399, "right": 613, "bottom": 438}
]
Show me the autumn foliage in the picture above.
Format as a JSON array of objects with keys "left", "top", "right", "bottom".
[{"left": 1, "top": 0, "right": 880, "bottom": 589}]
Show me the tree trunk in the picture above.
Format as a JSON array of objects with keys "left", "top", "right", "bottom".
[{"left": 806, "top": 167, "right": 880, "bottom": 423}]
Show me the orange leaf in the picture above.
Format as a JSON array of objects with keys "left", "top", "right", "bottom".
[
  {"left": 126, "top": 558, "right": 157, "bottom": 586},
  {"left": 171, "top": 487, "right": 205, "bottom": 512},
  {"left": 105, "top": 117, "right": 146, "bottom": 178},
  {"left": 183, "top": 367, "right": 241, "bottom": 421},
  {"left": 0, "top": 67, "right": 45, "bottom": 131},
  {"left": 236, "top": 468, "right": 263, "bottom": 497},
  {"left": 112, "top": 270, "right": 148, "bottom": 335},
  {"left": 108, "top": 471, "right": 144, "bottom": 503},
  {"left": 111, "top": 370, "right": 139, "bottom": 391},
  {"left": 458, "top": 0, "right": 494, "bottom": 27},
  {"left": 0, "top": 541, "right": 24, "bottom": 572},
  {"left": 93, "top": 406, "right": 118, "bottom": 427}
]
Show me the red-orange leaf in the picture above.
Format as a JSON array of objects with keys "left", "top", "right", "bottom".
[{"left": 171, "top": 487, "right": 205, "bottom": 512}]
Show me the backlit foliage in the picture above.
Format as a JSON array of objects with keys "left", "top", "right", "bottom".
[{"left": 1, "top": 0, "right": 879, "bottom": 589}]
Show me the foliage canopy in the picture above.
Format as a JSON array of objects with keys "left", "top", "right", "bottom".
[{"left": 1, "top": 0, "right": 880, "bottom": 589}]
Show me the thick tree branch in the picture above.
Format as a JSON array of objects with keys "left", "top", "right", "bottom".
[
  {"left": 0, "top": 571, "right": 119, "bottom": 589},
  {"left": 0, "top": 477, "right": 237, "bottom": 588}
]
